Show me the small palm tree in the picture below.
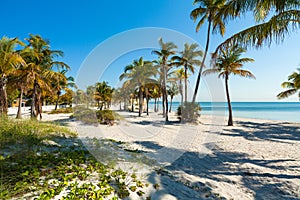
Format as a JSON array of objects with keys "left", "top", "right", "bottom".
[
  {"left": 190, "top": 0, "right": 229, "bottom": 103},
  {"left": 152, "top": 38, "right": 177, "bottom": 121},
  {"left": 277, "top": 69, "right": 300, "bottom": 100},
  {"left": 203, "top": 44, "right": 255, "bottom": 126},
  {"left": 172, "top": 43, "right": 202, "bottom": 102},
  {"left": 52, "top": 69, "right": 76, "bottom": 110},
  {"left": 120, "top": 57, "right": 156, "bottom": 117},
  {"left": 167, "top": 83, "right": 179, "bottom": 112}
]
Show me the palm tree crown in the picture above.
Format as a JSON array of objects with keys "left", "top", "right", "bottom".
[
  {"left": 204, "top": 44, "right": 255, "bottom": 126},
  {"left": 277, "top": 68, "right": 300, "bottom": 100}
]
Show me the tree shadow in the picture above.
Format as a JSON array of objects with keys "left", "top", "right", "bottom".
[
  {"left": 134, "top": 140, "right": 300, "bottom": 199},
  {"left": 222, "top": 120, "right": 300, "bottom": 143}
]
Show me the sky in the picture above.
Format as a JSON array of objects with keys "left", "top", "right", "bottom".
[{"left": 1, "top": 0, "right": 300, "bottom": 102}]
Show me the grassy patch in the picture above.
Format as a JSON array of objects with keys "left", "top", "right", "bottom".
[{"left": 0, "top": 117, "right": 151, "bottom": 199}]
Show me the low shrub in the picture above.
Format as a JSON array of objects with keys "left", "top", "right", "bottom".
[
  {"left": 177, "top": 102, "right": 201, "bottom": 123},
  {"left": 48, "top": 107, "right": 73, "bottom": 114},
  {"left": 96, "top": 110, "right": 122, "bottom": 125}
]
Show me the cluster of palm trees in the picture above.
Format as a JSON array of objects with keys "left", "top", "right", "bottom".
[
  {"left": 118, "top": 38, "right": 203, "bottom": 122},
  {"left": 0, "top": 34, "right": 75, "bottom": 119}
]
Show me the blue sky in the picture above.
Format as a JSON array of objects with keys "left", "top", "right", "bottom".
[{"left": 2, "top": 0, "right": 300, "bottom": 101}]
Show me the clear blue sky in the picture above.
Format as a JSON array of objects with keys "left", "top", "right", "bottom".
[{"left": 1, "top": 0, "right": 300, "bottom": 102}]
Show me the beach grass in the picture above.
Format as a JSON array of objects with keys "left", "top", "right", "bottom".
[{"left": 0, "top": 117, "right": 151, "bottom": 199}]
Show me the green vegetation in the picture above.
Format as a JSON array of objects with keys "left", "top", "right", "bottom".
[
  {"left": 277, "top": 68, "right": 300, "bottom": 100},
  {"left": 0, "top": 34, "right": 75, "bottom": 119},
  {"left": 48, "top": 107, "right": 73, "bottom": 114},
  {"left": 177, "top": 102, "right": 201, "bottom": 123},
  {"left": 72, "top": 106, "right": 122, "bottom": 125},
  {"left": 0, "top": 117, "right": 150, "bottom": 199}
]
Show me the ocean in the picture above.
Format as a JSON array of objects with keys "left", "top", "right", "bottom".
[{"left": 149, "top": 102, "right": 300, "bottom": 122}]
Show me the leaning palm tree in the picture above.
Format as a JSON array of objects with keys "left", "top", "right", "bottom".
[
  {"left": 203, "top": 44, "right": 255, "bottom": 126},
  {"left": 277, "top": 68, "right": 300, "bottom": 100},
  {"left": 0, "top": 37, "right": 25, "bottom": 115},
  {"left": 172, "top": 43, "right": 202, "bottom": 102},
  {"left": 190, "top": 0, "right": 232, "bottom": 103},
  {"left": 214, "top": 1, "right": 300, "bottom": 53},
  {"left": 120, "top": 57, "right": 156, "bottom": 117},
  {"left": 152, "top": 38, "right": 177, "bottom": 122}
]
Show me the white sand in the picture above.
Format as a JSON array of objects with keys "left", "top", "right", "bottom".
[{"left": 7, "top": 106, "right": 300, "bottom": 199}]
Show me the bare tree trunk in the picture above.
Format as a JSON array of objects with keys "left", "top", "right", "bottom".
[
  {"left": 225, "top": 75, "right": 233, "bottom": 126},
  {"left": 54, "top": 92, "right": 60, "bottom": 110},
  {"left": 0, "top": 76, "right": 8, "bottom": 116},
  {"left": 31, "top": 80, "right": 37, "bottom": 119},
  {"left": 16, "top": 87, "right": 23, "bottom": 119},
  {"left": 138, "top": 86, "right": 143, "bottom": 117},
  {"left": 184, "top": 65, "right": 188, "bottom": 103},
  {"left": 169, "top": 96, "right": 173, "bottom": 112},
  {"left": 192, "top": 19, "right": 212, "bottom": 103}
]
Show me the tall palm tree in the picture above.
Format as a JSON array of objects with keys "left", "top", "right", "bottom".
[
  {"left": 214, "top": 0, "right": 300, "bottom": 53},
  {"left": 172, "top": 43, "right": 202, "bottom": 102},
  {"left": 277, "top": 68, "right": 300, "bottom": 100},
  {"left": 203, "top": 44, "right": 255, "bottom": 126},
  {"left": 191, "top": 0, "right": 233, "bottom": 103},
  {"left": 152, "top": 38, "right": 177, "bottom": 121},
  {"left": 23, "top": 34, "right": 69, "bottom": 118},
  {"left": 120, "top": 57, "right": 156, "bottom": 117},
  {"left": 167, "top": 83, "right": 179, "bottom": 112},
  {"left": 0, "top": 37, "right": 25, "bottom": 115}
]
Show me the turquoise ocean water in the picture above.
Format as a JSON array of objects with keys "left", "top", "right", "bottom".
[{"left": 149, "top": 102, "right": 300, "bottom": 122}]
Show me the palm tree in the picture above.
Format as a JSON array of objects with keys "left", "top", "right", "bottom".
[
  {"left": 191, "top": 0, "right": 233, "bottom": 103},
  {"left": 23, "top": 34, "right": 69, "bottom": 118},
  {"left": 214, "top": 1, "right": 300, "bottom": 53},
  {"left": 52, "top": 69, "right": 76, "bottom": 110},
  {"left": 174, "top": 68, "right": 185, "bottom": 106},
  {"left": 152, "top": 38, "right": 177, "bottom": 121},
  {"left": 172, "top": 43, "right": 202, "bottom": 102},
  {"left": 167, "top": 83, "right": 179, "bottom": 112},
  {"left": 0, "top": 37, "right": 25, "bottom": 115},
  {"left": 277, "top": 69, "right": 300, "bottom": 100},
  {"left": 203, "top": 44, "right": 255, "bottom": 126},
  {"left": 120, "top": 57, "right": 156, "bottom": 117},
  {"left": 94, "top": 81, "right": 114, "bottom": 110}
]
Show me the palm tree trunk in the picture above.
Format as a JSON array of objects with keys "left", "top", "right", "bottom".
[
  {"left": 0, "top": 76, "right": 8, "bottom": 116},
  {"left": 179, "top": 80, "right": 183, "bottom": 106},
  {"left": 192, "top": 19, "right": 212, "bottom": 103},
  {"left": 16, "top": 87, "right": 23, "bottom": 119},
  {"left": 55, "top": 93, "right": 60, "bottom": 110},
  {"left": 225, "top": 75, "right": 233, "bottom": 126},
  {"left": 31, "top": 80, "right": 37, "bottom": 119},
  {"left": 184, "top": 65, "right": 188, "bottom": 103},
  {"left": 139, "top": 86, "right": 143, "bottom": 117},
  {"left": 154, "top": 98, "right": 157, "bottom": 112},
  {"left": 162, "top": 88, "right": 166, "bottom": 117},
  {"left": 146, "top": 87, "right": 149, "bottom": 115},
  {"left": 165, "top": 93, "right": 169, "bottom": 121},
  {"left": 169, "top": 96, "right": 173, "bottom": 112}
]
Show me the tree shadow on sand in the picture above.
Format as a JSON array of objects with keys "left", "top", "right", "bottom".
[
  {"left": 221, "top": 120, "right": 300, "bottom": 143},
  {"left": 134, "top": 140, "right": 300, "bottom": 199}
]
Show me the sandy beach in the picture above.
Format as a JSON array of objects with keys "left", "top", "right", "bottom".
[{"left": 7, "top": 106, "right": 300, "bottom": 199}]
